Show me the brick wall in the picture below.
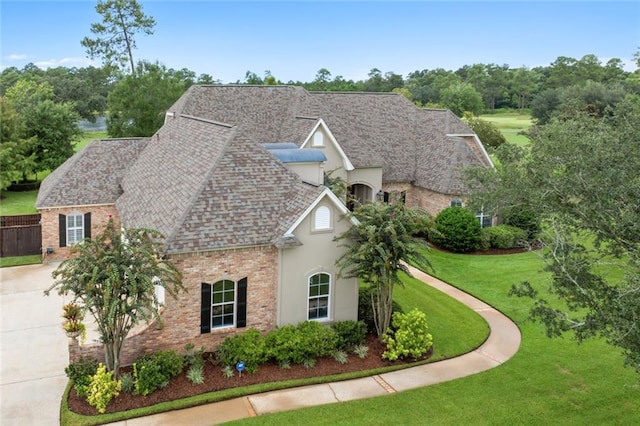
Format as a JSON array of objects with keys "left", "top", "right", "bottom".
[
  {"left": 382, "top": 183, "right": 458, "bottom": 217},
  {"left": 39, "top": 205, "right": 120, "bottom": 261},
  {"left": 70, "top": 245, "right": 279, "bottom": 366}
]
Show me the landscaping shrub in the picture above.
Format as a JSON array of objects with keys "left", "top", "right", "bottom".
[
  {"left": 65, "top": 356, "right": 99, "bottom": 398},
  {"left": 216, "top": 328, "right": 268, "bottom": 374},
  {"left": 404, "top": 206, "right": 434, "bottom": 238},
  {"left": 482, "top": 225, "right": 527, "bottom": 249},
  {"left": 432, "top": 207, "right": 482, "bottom": 253},
  {"left": 501, "top": 207, "right": 541, "bottom": 241},
  {"left": 86, "top": 364, "right": 121, "bottom": 414},
  {"left": 382, "top": 308, "right": 433, "bottom": 361},
  {"left": 331, "top": 320, "right": 367, "bottom": 350},
  {"left": 133, "top": 350, "right": 184, "bottom": 396},
  {"left": 265, "top": 321, "right": 338, "bottom": 365}
]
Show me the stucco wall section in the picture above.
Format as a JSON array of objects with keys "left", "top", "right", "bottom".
[
  {"left": 39, "top": 205, "right": 120, "bottom": 261},
  {"left": 70, "top": 246, "right": 279, "bottom": 366}
]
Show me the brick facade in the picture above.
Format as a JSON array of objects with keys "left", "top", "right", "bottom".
[
  {"left": 382, "top": 182, "right": 459, "bottom": 217},
  {"left": 70, "top": 245, "right": 279, "bottom": 366},
  {"left": 40, "top": 205, "right": 120, "bottom": 261}
]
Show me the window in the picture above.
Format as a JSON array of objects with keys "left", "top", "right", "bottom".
[
  {"left": 451, "top": 199, "right": 463, "bottom": 207},
  {"left": 200, "top": 278, "right": 247, "bottom": 333},
  {"left": 308, "top": 273, "right": 330, "bottom": 320},
  {"left": 312, "top": 131, "right": 324, "bottom": 146},
  {"left": 314, "top": 206, "right": 331, "bottom": 230},
  {"left": 58, "top": 212, "right": 91, "bottom": 247},
  {"left": 477, "top": 212, "right": 493, "bottom": 228}
]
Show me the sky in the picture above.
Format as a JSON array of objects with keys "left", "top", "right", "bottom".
[{"left": 1, "top": 1, "right": 639, "bottom": 83}]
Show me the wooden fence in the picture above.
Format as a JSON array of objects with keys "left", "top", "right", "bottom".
[{"left": 0, "top": 214, "right": 42, "bottom": 257}]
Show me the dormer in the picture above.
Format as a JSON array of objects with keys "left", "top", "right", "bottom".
[{"left": 263, "top": 143, "right": 326, "bottom": 186}]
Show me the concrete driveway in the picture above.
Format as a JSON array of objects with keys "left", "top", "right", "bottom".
[{"left": 1, "top": 262, "right": 68, "bottom": 426}]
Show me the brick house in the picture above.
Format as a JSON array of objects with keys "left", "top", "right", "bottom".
[{"left": 36, "top": 85, "right": 492, "bottom": 363}]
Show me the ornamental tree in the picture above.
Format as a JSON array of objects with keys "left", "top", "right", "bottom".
[
  {"left": 335, "top": 201, "right": 431, "bottom": 337},
  {"left": 45, "top": 218, "right": 184, "bottom": 377}
]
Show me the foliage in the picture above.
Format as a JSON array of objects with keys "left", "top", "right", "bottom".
[
  {"left": 440, "top": 83, "right": 484, "bottom": 117},
  {"left": 336, "top": 201, "right": 430, "bottom": 337},
  {"left": 81, "top": 0, "right": 156, "bottom": 74},
  {"left": 478, "top": 96, "right": 640, "bottom": 374},
  {"left": 357, "top": 286, "right": 404, "bottom": 334},
  {"left": 500, "top": 205, "right": 541, "bottom": 241},
  {"left": 65, "top": 357, "right": 99, "bottom": 398},
  {"left": 382, "top": 308, "right": 433, "bottom": 361},
  {"left": 45, "top": 218, "right": 184, "bottom": 377},
  {"left": 216, "top": 328, "right": 268, "bottom": 374},
  {"left": 403, "top": 206, "right": 435, "bottom": 239},
  {"left": 221, "top": 365, "right": 235, "bottom": 378},
  {"left": 119, "top": 372, "right": 135, "bottom": 393},
  {"left": 331, "top": 320, "right": 367, "bottom": 350},
  {"left": 481, "top": 225, "right": 527, "bottom": 250},
  {"left": 353, "top": 344, "right": 369, "bottom": 359},
  {"left": 87, "top": 364, "right": 121, "bottom": 414},
  {"left": 265, "top": 321, "right": 338, "bottom": 366},
  {"left": 0, "top": 97, "right": 36, "bottom": 189},
  {"left": 186, "top": 365, "right": 205, "bottom": 385},
  {"left": 323, "top": 168, "right": 347, "bottom": 200},
  {"left": 133, "top": 350, "right": 184, "bottom": 396},
  {"left": 432, "top": 207, "right": 482, "bottom": 253},
  {"left": 106, "top": 61, "right": 190, "bottom": 137},
  {"left": 462, "top": 112, "right": 507, "bottom": 148},
  {"left": 332, "top": 350, "right": 349, "bottom": 364}
]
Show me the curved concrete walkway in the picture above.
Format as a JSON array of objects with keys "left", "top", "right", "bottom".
[{"left": 108, "top": 266, "right": 521, "bottom": 426}]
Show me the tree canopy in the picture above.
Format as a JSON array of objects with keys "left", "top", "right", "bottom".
[{"left": 45, "top": 219, "right": 184, "bottom": 377}]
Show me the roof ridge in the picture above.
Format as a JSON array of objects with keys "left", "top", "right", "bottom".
[{"left": 179, "top": 113, "right": 234, "bottom": 128}]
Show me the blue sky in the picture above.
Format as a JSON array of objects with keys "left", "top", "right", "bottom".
[{"left": 1, "top": 1, "right": 639, "bottom": 83}]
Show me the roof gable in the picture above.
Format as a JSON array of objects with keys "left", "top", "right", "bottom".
[{"left": 300, "top": 119, "right": 354, "bottom": 171}]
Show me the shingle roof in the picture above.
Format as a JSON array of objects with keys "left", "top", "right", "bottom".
[{"left": 36, "top": 138, "right": 149, "bottom": 208}]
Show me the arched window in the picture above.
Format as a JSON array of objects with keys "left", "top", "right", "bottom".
[
  {"left": 313, "top": 131, "right": 324, "bottom": 147},
  {"left": 314, "top": 206, "right": 331, "bottom": 230},
  {"left": 308, "top": 273, "right": 330, "bottom": 320}
]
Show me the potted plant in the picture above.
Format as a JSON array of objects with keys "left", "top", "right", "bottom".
[{"left": 62, "top": 303, "right": 86, "bottom": 343}]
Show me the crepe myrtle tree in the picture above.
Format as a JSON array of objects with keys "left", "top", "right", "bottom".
[
  {"left": 45, "top": 218, "right": 184, "bottom": 377},
  {"left": 335, "top": 201, "right": 431, "bottom": 337}
]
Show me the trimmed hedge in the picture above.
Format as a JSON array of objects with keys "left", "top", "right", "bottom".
[
  {"left": 481, "top": 225, "right": 527, "bottom": 250},
  {"left": 432, "top": 207, "right": 482, "bottom": 253}
]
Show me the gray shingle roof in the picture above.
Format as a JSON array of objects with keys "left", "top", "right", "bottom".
[
  {"left": 36, "top": 138, "right": 149, "bottom": 208},
  {"left": 39, "top": 85, "right": 490, "bottom": 253}
]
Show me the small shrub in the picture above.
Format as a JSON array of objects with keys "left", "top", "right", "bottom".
[
  {"left": 119, "top": 372, "right": 135, "bottom": 393},
  {"left": 265, "top": 321, "right": 338, "bottom": 366},
  {"left": 302, "top": 358, "right": 316, "bottom": 369},
  {"left": 502, "top": 207, "right": 541, "bottom": 241},
  {"left": 331, "top": 320, "right": 367, "bottom": 350},
  {"left": 86, "top": 364, "right": 121, "bottom": 414},
  {"left": 382, "top": 308, "right": 433, "bottom": 361},
  {"left": 432, "top": 207, "right": 482, "bottom": 253},
  {"left": 216, "top": 328, "right": 268, "bottom": 374},
  {"left": 186, "top": 364, "right": 205, "bottom": 385},
  {"left": 184, "top": 343, "right": 205, "bottom": 369},
  {"left": 482, "top": 225, "right": 527, "bottom": 249},
  {"left": 404, "top": 206, "right": 434, "bottom": 238},
  {"left": 221, "top": 365, "right": 235, "bottom": 378},
  {"left": 65, "top": 357, "right": 98, "bottom": 398},
  {"left": 278, "top": 360, "right": 291, "bottom": 370},
  {"left": 354, "top": 344, "right": 369, "bottom": 359},
  {"left": 133, "top": 350, "right": 184, "bottom": 396},
  {"left": 333, "top": 350, "right": 348, "bottom": 364}
]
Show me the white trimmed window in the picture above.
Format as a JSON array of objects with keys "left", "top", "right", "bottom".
[
  {"left": 66, "top": 213, "right": 84, "bottom": 245},
  {"left": 308, "top": 273, "right": 330, "bottom": 320},
  {"left": 211, "top": 279, "right": 236, "bottom": 328},
  {"left": 314, "top": 206, "right": 331, "bottom": 231},
  {"left": 313, "top": 130, "right": 324, "bottom": 146},
  {"left": 451, "top": 199, "right": 463, "bottom": 207}
]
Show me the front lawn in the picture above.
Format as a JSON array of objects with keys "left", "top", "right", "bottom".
[{"left": 229, "top": 249, "right": 640, "bottom": 425}]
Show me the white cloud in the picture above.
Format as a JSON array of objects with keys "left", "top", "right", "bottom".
[
  {"left": 7, "top": 54, "right": 28, "bottom": 61},
  {"left": 34, "top": 57, "right": 98, "bottom": 69}
]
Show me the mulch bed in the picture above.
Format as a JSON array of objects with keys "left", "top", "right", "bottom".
[{"left": 68, "top": 334, "right": 429, "bottom": 415}]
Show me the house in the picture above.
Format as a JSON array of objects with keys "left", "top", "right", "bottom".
[{"left": 36, "top": 85, "right": 492, "bottom": 363}]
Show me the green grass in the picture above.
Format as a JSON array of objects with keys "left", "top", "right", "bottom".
[
  {"left": 0, "top": 190, "right": 39, "bottom": 215},
  {"left": 480, "top": 111, "right": 532, "bottom": 146},
  {"left": 75, "top": 131, "right": 108, "bottom": 152},
  {"left": 60, "top": 266, "right": 490, "bottom": 425},
  {"left": 227, "top": 250, "right": 640, "bottom": 425},
  {"left": 0, "top": 255, "right": 41, "bottom": 268}
]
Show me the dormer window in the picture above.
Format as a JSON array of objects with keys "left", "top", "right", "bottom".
[
  {"left": 313, "top": 131, "right": 324, "bottom": 147},
  {"left": 314, "top": 206, "right": 331, "bottom": 231}
]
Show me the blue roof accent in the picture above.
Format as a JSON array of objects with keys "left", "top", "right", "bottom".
[{"left": 267, "top": 148, "right": 327, "bottom": 163}]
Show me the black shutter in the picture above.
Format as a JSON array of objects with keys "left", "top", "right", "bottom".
[
  {"left": 84, "top": 213, "right": 91, "bottom": 239},
  {"left": 59, "top": 214, "right": 67, "bottom": 247},
  {"left": 200, "top": 283, "right": 211, "bottom": 334},
  {"left": 236, "top": 277, "right": 247, "bottom": 328}
]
